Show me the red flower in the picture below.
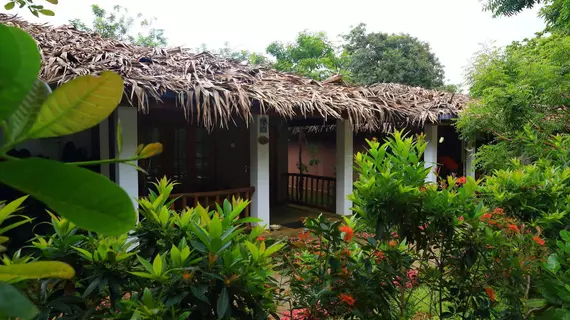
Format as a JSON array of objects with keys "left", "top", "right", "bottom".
[
  {"left": 458, "top": 216, "right": 464, "bottom": 222},
  {"left": 373, "top": 250, "right": 385, "bottom": 260},
  {"left": 343, "top": 248, "right": 351, "bottom": 256},
  {"left": 391, "top": 231, "right": 399, "bottom": 239},
  {"left": 298, "top": 230, "right": 310, "bottom": 242},
  {"left": 480, "top": 213, "right": 492, "bottom": 221},
  {"left": 506, "top": 224, "right": 520, "bottom": 233},
  {"left": 339, "top": 293, "right": 356, "bottom": 306},
  {"left": 339, "top": 225, "right": 354, "bottom": 242},
  {"left": 493, "top": 208, "right": 505, "bottom": 215},
  {"left": 257, "top": 236, "right": 266, "bottom": 241},
  {"left": 389, "top": 240, "right": 398, "bottom": 247},
  {"left": 484, "top": 287, "right": 496, "bottom": 302},
  {"left": 456, "top": 177, "right": 467, "bottom": 185},
  {"left": 533, "top": 236, "right": 545, "bottom": 246}
]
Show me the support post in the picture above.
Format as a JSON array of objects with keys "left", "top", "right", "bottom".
[
  {"left": 249, "top": 114, "right": 270, "bottom": 225},
  {"left": 98, "top": 118, "right": 110, "bottom": 178},
  {"left": 424, "top": 124, "right": 438, "bottom": 183},
  {"left": 115, "top": 107, "right": 139, "bottom": 208},
  {"left": 465, "top": 142, "right": 476, "bottom": 179},
  {"left": 335, "top": 119, "right": 353, "bottom": 215}
]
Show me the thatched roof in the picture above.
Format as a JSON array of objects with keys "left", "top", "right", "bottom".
[{"left": 1, "top": 14, "right": 470, "bottom": 131}]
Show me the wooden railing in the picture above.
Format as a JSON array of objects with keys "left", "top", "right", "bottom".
[
  {"left": 286, "top": 173, "right": 336, "bottom": 212},
  {"left": 169, "top": 186, "right": 255, "bottom": 218}
]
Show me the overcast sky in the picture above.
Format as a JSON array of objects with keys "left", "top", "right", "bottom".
[{"left": 3, "top": 0, "right": 545, "bottom": 86}]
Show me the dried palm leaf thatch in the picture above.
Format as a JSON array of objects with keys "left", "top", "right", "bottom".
[{"left": 1, "top": 14, "right": 470, "bottom": 131}]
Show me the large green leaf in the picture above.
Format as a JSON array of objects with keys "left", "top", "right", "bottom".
[
  {"left": 3, "top": 79, "right": 51, "bottom": 144},
  {"left": 217, "top": 287, "right": 229, "bottom": 319},
  {"left": 0, "top": 282, "right": 39, "bottom": 319},
  {"left": 0, "top": 24, "right": 41, "bottom": 121},
  {"left": 27, "top": 71, "right": 123, "bottom": 139},
  {"left": 0, "top": 261, "right": 74, "bottom": 282},
  {"left": 0, "top": 158, "right": 137, "bottom": 235}
]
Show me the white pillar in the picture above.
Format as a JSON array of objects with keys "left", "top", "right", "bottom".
[
  {"left": 465, "top": 142, "right": 476, "bottom": 179},
  {"left": 249, "top": 114, "right": 270, "bottom": 226},
  {"left": 335, "top": 119, "right": 353, "bottom": 215},
  {"left": 115, "top": 107, "right": 139, "bottom": 208},
  {"left": 424, "top": 124, "right": 438, "bottom": 183},
  {"left": 98, "top": 118, "right": 110, "bottom": 178}
]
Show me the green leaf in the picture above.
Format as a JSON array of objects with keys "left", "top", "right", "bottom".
[
  {"left": 142, "top": 288, "right": 154, "bottom": 309},
  {"left": 0, "top": 158, "right": 136, "bottom": 235},
  {"left": 4, "top": 1, "right": 15, "bottom": 10},
  {"left": 4, "top": 79, "right": 51, "bottom": 144},
  {"left": 263, "top": 242, "right": 285, "bottom": 258},
  {"left": 216, "top": 287, "right": 229, "bottom": 319},
  {"left": 117, "top": 119, "right": 123, "bottom": 155},
  {"left": 0, "top": 282, "right": 39, "bottom": 319},
  {"left": 526, "top": 298, "right": 548, "bottom": 309},
  {"left": 0, "top": 261, "right": 74, "bottom": 282},
  {"left": 152, "top": 253, "right": 163, "bottom": 276},
  {"left": 38, "top": 9, "right": 54, "bottom": 15},
  {"left": 27, "top": 71, "right": 123, "bottom": 139},
  {"left": 137, "top": 255, "right": 154, "bottom": 273},
  {"left": 0, "top": 25, "right": 41, "bottom": 121},
  {"left": 546, "top": 253, "right": 561, "bottom": 274},
  {"left": 0, "top": 195, "right": 28, "bottom": 224},
  {"left": 45, "top": 0, "right": 58, "bottom": 4}
]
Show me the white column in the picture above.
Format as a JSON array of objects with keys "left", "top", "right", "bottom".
[
  {"left": 115, "top": 107, "right": 139, "bottom": 208},
  {"left": 336, "top": 119, "right": 353, "bottom": 215},
  {"left": 98, "top": 118, "right": 110, "bottom": 178},
  {"left": 249, "top": 114, "right": 270, "bottom": 226},
  {"left": 424, "top": 124, "right": 438, "bottom": 183},
  {"left": 465, "top": 142, "right": 476, "bottom": 179}
]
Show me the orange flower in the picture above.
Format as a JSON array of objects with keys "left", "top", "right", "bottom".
[
  {"left": 374, "top": 250, "right": 385, "bottom": 260},
  {"left": 182, "top": 272, "right": 193, "bottom": 280},
  {"left": 484, "top": 287, "right": 496, "bottom": 302},
  {"left": 339, "top": 225, "right": 354, "bottom": 242},
  {"left": 256, "top": 236, "right": 266, "bottom": 241},
  {"left": 506, "top": 224, "right": 520, "bottom": 233},
  {"left": 533, "top": 236, "right": 545, "bottom": 246},
  {"left": 493, "top": 208, "right": 505, "bottom": 215},
  {"left": 456, "top": 177, "right": 467, "bottom": 185},
  {"left": 389, "top": 240, "right": 398, "bottom": 247},
  {"left": 343, "top": 248, "right": 351, "bottom": 256},
  {"left": 339, "top": 293, "right": 356, "bottom": 306},
  {"left": 480, "top": 213, "right": 492, "bottom": 221}
]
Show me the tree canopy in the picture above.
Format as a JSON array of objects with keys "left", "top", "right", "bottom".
[
  {"left": 70, "top": 4, "right": 167, "bottom": 47},
  {"left": 457, "top": 33, "right": 570, "bottom": 172},
  {"left": 482, "top": 0, "right": 569, "bottom": 33},
  {"left": 265, "top": 31, "right": 347, "bottom": 81},
  {"left": 342, "top": 24, "right": 445, "bottom": 89}
]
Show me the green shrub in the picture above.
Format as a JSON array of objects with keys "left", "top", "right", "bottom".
[{"left": 13, "top": 178, "right": 284, "bottom": 319}]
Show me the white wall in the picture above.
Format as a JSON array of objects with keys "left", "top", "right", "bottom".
[
  {"left": 249, "top": 114, "right": 270, "bottom": 225},
  {"left": 115, "top": 107, "right": 139, "bottom": 208},
  {"left": 335, "top": 119, "right": 353, "bottom": 215}
]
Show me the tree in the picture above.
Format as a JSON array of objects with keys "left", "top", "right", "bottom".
[
  {"left": 3, "top": 0, "right": 56, "bottom": 17},
  {"left": 266, "top": 31, "right": 347, "bottom": 81},
  {"left": 343, "top": 24, "right": 445, "bottom": 89},
  {"left": 215, "top": 42, "right": 270, "bottom": 65},
  {"left": 482, "top": 0, "right": 569, "bottom": 34},
  {"left": 70, "top": 4, "right": 167, "bottom": 47},
  {"left": 456, "top": 33, "right": 570, "bottom": 172}
]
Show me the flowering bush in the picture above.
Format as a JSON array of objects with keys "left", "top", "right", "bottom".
[{"left": 279, "top": 214, "right": 416, "bottom": 320}]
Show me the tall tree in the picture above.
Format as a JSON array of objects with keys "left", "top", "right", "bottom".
[
  {"left": 70, "top": 4, "right": 167, "bottom": 47},
  {"left": 215, "top": 42, "right": 269, "bottom": 65},
  {"left": 266, "top": 31, "right": 347, "bottom": 81},
  {"left": 343, "top": 24, "right": 445, "bottom": 89},
  {"left": 457, "top": 33, "right": 570, "bottom": 172}
]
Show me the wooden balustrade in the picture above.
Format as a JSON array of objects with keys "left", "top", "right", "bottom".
[
  {"left": 286, "top": 173, "right": 336, "bottom": 212},
  {"left": 169, "top": 186, "right": 255, "bottom": 218}
]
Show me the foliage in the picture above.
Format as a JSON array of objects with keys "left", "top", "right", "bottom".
[
  {"left": 17, "top": 178, "right": 284, "bottom": 319},
  {"left": 457, "top": 33, "right": 570, "bottom": 173},
  {"left": 481, "top": 0, "right": 541, "bottom": 16},
  {"left": 266, "top": 31, "right": 348, "bottom": 81},
  {"left": 350, "top": 131, "right": 431, "bottom": 240},
  {"left": 279, "top": 215, "right": 412, "bottom": 320},
  {"left": 528, "top": 230, "right": 570, "bottom": 318},
  {"left": 70, "top": 4, "right": 167, "bottom": 47},
  {"left": 3, "top": 0, "right": 56, "bottom": 17},
  {"left": 481, "top": 0, "right": 569, "bottom": 34},
  {"left": 342, "top": 24, "right": 445, "bottom": 89},
  {"left": 0, "top": 21, "right": 162, "bottom": 319},
  {"left": 214, "top": 42, "right": 270, "bottom": 66}
]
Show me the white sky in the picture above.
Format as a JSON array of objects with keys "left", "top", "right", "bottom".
[{"left": 3, "top": 0, "right": 545, "bottom": 86}]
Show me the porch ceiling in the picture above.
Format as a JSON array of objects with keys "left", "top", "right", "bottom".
[{"left": 1, "top": 14, "right": 470, "bottom": 132}]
